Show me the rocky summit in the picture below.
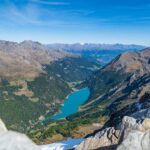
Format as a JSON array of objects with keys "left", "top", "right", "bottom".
[{"left": 76, "top": 114, "right": 150, "bottom": 150}]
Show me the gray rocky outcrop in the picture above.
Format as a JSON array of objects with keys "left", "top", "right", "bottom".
[
  {"left": 0, "top": 119, "right": 40, "bottom": 150},
  {"left": 76, "top": 127, "right": 120, "bottom": 150},
  {"left": 76, "top": 116, "right": 150, "bottom": 150},
  {"left": 117, "top": 116, "right": 150, "bottom": 150},
  {"left": 117, "top": 130, "right": 150, "bottom": 150}
]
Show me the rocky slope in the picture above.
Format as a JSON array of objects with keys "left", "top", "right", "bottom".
[
  {"left": 69, "top": 48, "right": 150, "bottom": 129},
  {"left": 76, "top": 114, "right": 150, "bottom": 150}
]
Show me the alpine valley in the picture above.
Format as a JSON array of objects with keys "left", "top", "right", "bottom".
[
  {"left": 0, "top": 40, "right": 100, "bottom": 132},
  {"left": 1, "top": 40, "right": 150, "bottom": 150},
  {"left": 29, "top": 45, "right": 150, "bottom": 148}
]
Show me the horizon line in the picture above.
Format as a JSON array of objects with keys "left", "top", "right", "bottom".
[{"left": 0, "top": 39, "right": 148, "bottom": 47}]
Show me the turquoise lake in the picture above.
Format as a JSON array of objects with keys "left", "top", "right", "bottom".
[{"left": 50, "top": 87, "right": 90, "bottom": 120}]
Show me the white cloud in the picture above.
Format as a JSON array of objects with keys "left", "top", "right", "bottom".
[
  {"left": 0, "top": 3, "right": 72, "bottom": 26},
  {"left": 0, "top": 2, "right": 43, "bottom": 25},
  {"left": 32, "top": 0, "right": 70, "bottom": 5}
]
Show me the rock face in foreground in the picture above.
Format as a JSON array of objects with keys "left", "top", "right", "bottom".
[
  {"left": 117, "top": 117, "right": 150, "bottom": 150},
  {"left": 76, "top": 127, "right": 120, "bottom": 150},
  {"left": 76, "top": 116, "right": 150, "bottom": 150},
  {"left": 1, "top": 116, "right": 150, "bottom": 150},
  {"left": 0, "top": 131, "right": 40, "bottom": 150},
  {"left": 0, "top": 119, "right": 7, "bottom": 132},
  {"left": 0, "top": 119, "right": 39, "bottom": 150}
]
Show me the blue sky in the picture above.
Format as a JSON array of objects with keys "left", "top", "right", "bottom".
[{"left": 0, "top": 0, "right": 150, "bottom": 45}]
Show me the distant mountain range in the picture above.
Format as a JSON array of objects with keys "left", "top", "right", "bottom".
[
  {"left": 47, "top": 43, "right": 145, "bottom": 51},
  {"left": 47, "top": 43, "right": 146, "bottom": 65}
]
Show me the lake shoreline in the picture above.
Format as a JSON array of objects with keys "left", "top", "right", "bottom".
[{"left": 50, "top": 87, "right": 90, "bottom": 120}]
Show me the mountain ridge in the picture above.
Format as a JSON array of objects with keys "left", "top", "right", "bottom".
[
  {"left": 68, "top": 47, "right": 150, "bottom": 130},
  {"left": 47, "top": 43, "right": 145, "bottom": 51}
]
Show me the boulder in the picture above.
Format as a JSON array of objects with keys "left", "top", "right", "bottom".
[
  {"left": 117, "top": 130, "right": 150, "bottom": 150},
  {"left": 0, "top": 131, "right": 40, "bottom": 150},
  {"left": 76, "top": 116, "right": 150, "bottom": 150},
  {"left": 76, "top": 127, "right": 120, "bottom": 150},
  {"left": 117, "top": 116, "right": 150, "bottom": 150}
]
